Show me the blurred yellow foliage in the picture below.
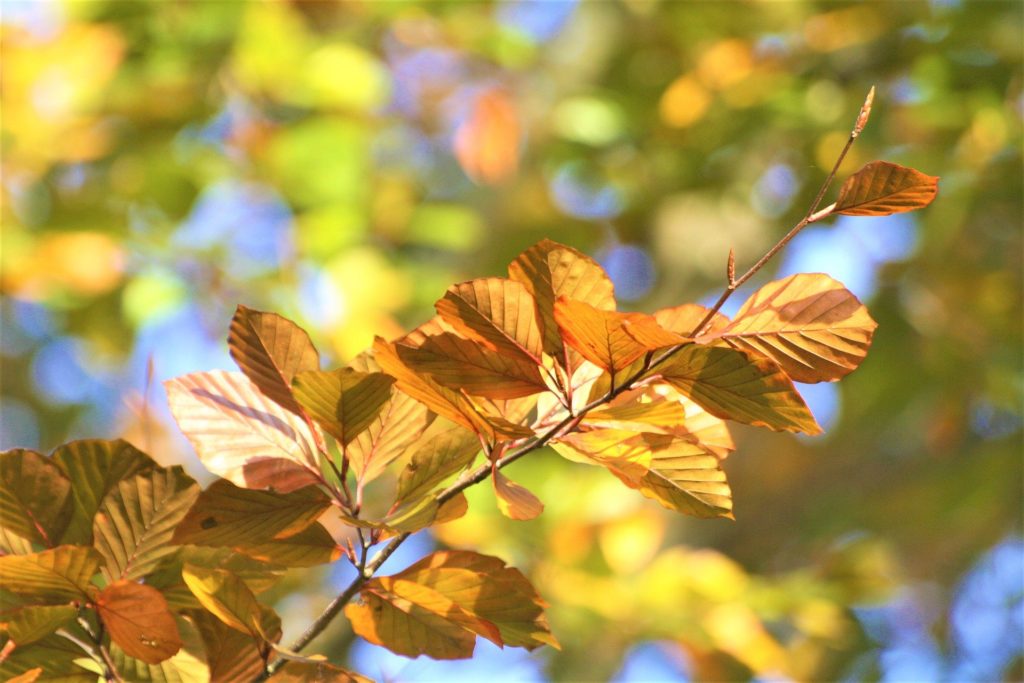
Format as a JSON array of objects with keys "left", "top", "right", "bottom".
[{"left": 659, "top": 74, "right": 711, "bottom": 128}]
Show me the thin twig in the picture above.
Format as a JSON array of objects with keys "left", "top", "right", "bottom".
[
  {"left": 262, "top": 88, "right": 876, "bottom": 677},
  {"left": 59, "top": 621, "right": 122, "bottom": 683}
]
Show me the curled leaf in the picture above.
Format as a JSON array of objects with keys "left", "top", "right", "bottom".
[{"left": 492, "top": 470, "right": 544, "bottom": 521}]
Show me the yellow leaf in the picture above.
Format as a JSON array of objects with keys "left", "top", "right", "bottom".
[
  {"left": 228, "top": 305, "right": 320, "bottom": 418},
  {"left": 345, "top": 378, "right": 433, "bottom": 486},
  {"left": 96, "top": 581, "right": 182, "bottom": 665},
  {"left": 833, "top": 161, "right": 939, "bottom": 216},
  {"left": 435, "top": 278, "right": 544, "bottom": 363},
  {"left": 0, "top": 546, "right": 100, "bottom": 601},
  {"left": 492, "top": 470, "right": 544, "bottom": 521},
  {"left": 268, "top": 660, "right": 372, "bottom": 683},
  {"left": 291, "top": 368, "right": 395, "bottom": 446},
  {"left": 508, "top": 239, "right": 616, "bottom": 365},
  {"left": 554, "top": 297, "right": 686, "bottom": 374},
  {"left": 181, "top": 565, "right": 264, "bottom": 639},
  {"left": 654, "top": 303, "right": 731, "bottom": 337},
  {"left": 658, "top": 345, "right": 821, "bottom": 435},
  {"left": 232, "top": 523, "right": 343, "bottom": 567},
  {"left": 702, "top": 273, "right": 877, "bottom": 383},
  {"left": 165, "top": 371, "right": 322, "bottom": 493},
  {"left": 194, "top": 608, "right": 281, "bottom": 683},
  {"left": 395, "top": 419, "right": 480, "bottom": 504}
]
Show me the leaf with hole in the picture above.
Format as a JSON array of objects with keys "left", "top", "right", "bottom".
[{"left": 96, "top": 580, "right": 182, "bottom": 664}]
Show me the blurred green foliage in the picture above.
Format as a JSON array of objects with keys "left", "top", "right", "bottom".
[{"left": 2, "top": 0, "right": 1021, "bottom": 680}]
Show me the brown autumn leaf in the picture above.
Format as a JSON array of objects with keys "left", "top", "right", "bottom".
[
  {"left": 435, "top": 278, "right": 544, "bottom": 363},
  {"left": 171, "top": 480, "right": 331, "bottom": 547},
  {"left": 657, "top": 345, "right": 821, "bottom": 435},
  {"left": 232, "top": 522, "right": 342, "bottom": 567},
  {"left": 508, "top": 239, "right": 617, "bottom": 362},
  {"left": 833, "top": 161, "right": 939, "bottom": 216},
  {"left": 165, "top": 370, "right": 322, "bottom": 493},
  {"left": 0, "top": 449, "right": 72, "bottom": 552},
  {"left": 654, "top": 303, "right": 731, "bottom": 337},
  {"left": 554, "top": 297, "right": 686, "bottom": 374},
  {"left": 397, "top": 331, "right": 548, "bottom": 399},
  {"left": 228, "top": 305, "right": 320, "bottom": 418},
  {"left": 291, "top": 368, "right": 395, "bottom": 446},
  {"left": 268, "top": 660, "right": 372, "bottom": 683},
  {"left": 702, "top": 273, "right": 877, "bottom": 383},
  {"left": 96, "top": 580, "right": 182, "bottom": 664},
  {"left": 453, "top": 87, "right": 521, "bottom": 186},
  {"left": 492, "top": 470, "right": 544, "bottom": 521},
  {"left": 193, "top": 607, "right": 282, "bottom": 683}
]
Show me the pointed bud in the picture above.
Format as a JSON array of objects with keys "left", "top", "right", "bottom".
[
  {"left": 853, "top": 86, "right": 875, "bottom": 137},
  {"left": 727, "top": 248, "right": 736, "bottom": 285}
]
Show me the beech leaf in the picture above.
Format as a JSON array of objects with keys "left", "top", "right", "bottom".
[
  {"left": 107, "top": 613, "right": 209, "bottom": 683},
  {"left": 655, "top": 303, "right": 731, "bottom": 337},
  {"left": 232, "top": 523, "right": 343, "bottom": 567},
  {"left": 268, "top": 660, "right": 372, "bottom": 683},
  {"left": 171, "top": 481, "right": 331, "bottom": 548},
  {"left": 193, "top": 607, "right": 282, "bottom": 683},
  {"left": 51, "top": 439, "right": 157, "bottom": 546},
  {"left": 345, "top": 380, "right": 432, "bottom": 486},
  {"left": 704, "top": 273, "right": 878, "bottom": 383},
  {"left": 291, "top": 368, "right": 395, "bottom": 446},
  {"left": 96, "top": 580, "right": 182, "bottom": 664},
  {"left": 0, "top": 449, "right": 72, "bottom": 552},
  {"left": 508, "top": 239, "right": 616, "bottom": 361},
  {"left": 0, "top": 605, "right": 77, "bottom": 645},
  {"left": 554, "top": 297, "right": 686, "bottom": 374},
  {"left": 833, "top": 161, "right": 938, "bottom": 216},
  {"left": 395, "top": 420, "right": 481, "bottom": 505},
  {"left": 182, "top": 564, "right": 265, "bottom": 639},
  {"left": 0, "top": 546, "right": 100, "bottom": 601},
  {"left": 435, "top": 278, "right": 544, "bottom": 362},
  {"left": 92, "top": 466, "right": 199, "bottom": 582},
  {"left": 165, "top": 371, "right": 322, "bottom": 493},
  {"left": 492, "top": 470, "right": 544, "bottom": 521},
  {"left": 228, "top": 305, "right": 320, "bottom": 418},
  {"left": 658, "top": 345, "right": 821, "bottom": 435}
]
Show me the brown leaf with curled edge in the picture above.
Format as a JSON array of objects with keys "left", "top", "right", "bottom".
[
  {"left": 658, "top": 345, "right": 821, "bottom": 435},
  {"left": 436, "top": 278, "right": 544, "bottom": 363},
  {"left": 51, "top": 439, "right": 157, "bottom": 546},
  {"left": 387, "top": 551, "right": 559, "bottom": 651},
  {"left": 165, "top": 371, "right": 321, "bottom": 493},
  {"left": 703, "top": 273, "right": 877, "bottom": 383},
  {"left": 96, "top": 581, "right": 182, "bottom": 664},
  {"left": 397, "top": 331, "right": 548, "bottom": 399},
  {"left": 291, "top": 368, "right": 395, "bottom": 446},
  {"left": 171, "top": 481, "right": 331, "bottom": 548},
  {"left": 454, "top": 87, "right": 521, "bottom": 186},
  {"left": 0, "top": 449, "right": 72, "bottom": 552},
  {"left": 833, "top": 161, "right": 938, "bottom": 216},
  {"left": 228, "top": 305, "right": 320, "bottom": 417},
  {"left": 508, "top": 239, "right": 616, "bottom": 364},
  {"left": 554, "top": 297, "right": 686, "bottom": 374},
  {"left": 492, "top": 470, "right": 544, "bottom": 521},
  {"left": 373, "top": 337, "right": 533, "bottom": 441},
  {"left": 655, "top": 303, "right": 731, "bottom": 337}
]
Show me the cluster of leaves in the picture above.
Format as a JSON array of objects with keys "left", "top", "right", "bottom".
[{"left": 0, "top": 159, "right": 936, "bottom": 681}]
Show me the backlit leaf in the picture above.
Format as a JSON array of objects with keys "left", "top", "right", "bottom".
[
  {"left": 193, "top": 607, "right": 281, "bottom": 683},
  {"left": 232, "top": 523, "right": 343, "bottom": 567},
  {"left": 0, "top": 546, "right": 100, "bottom": 601},
  {"left": 584, "top": 391, "right": 689, "bottom": 432},
  {"left": 93, "top": 466, "right": 199, "bottom": 582},
  {"left": 182, "top": 564, "right": 264, "bottom": 639},
  {"left": 395, "top": 420, "right": 480, "bottom": 504},
  {"left": 0, "top": 605, "right": 77, "bottom": 645},
  {"left": 833, "top": 161, "right": 939, "bottom": 216},
  {"left": 0, "top": 449, "right": 72, "bottom": 552},
  {"left": 655, "top": 303, "right": 731, "bottom": 337},
  {"left": 554, "top": 297, "right": 685, "bottom": 374},
  {"left": 171, "top": 480, "right": 331, "bottom": 547},
  {"left": 291, "top": 368, "right": 395, "bottom": 446},
  {"left": 702, "top": 273, "right": 877, "bottom": 383},
  {"left": 228, "top": 305, "right": 320, "bottom": 418},
  {"left": 492, "top": 470, "right": 544, "bottom": 521},
  {"left": 268, "top": 660, "right": 371, "bottom": 683},
  {"left": 508, "top": 239, "right": 616, "bottom": 363},
  {"left": 383, "top": 492, "right": 468, "bottom": 534},
  {"left": 658, "top": 345, "right": 821, "bottom": 434},
  {"left": 397, "top": 331, "right": 548, "bottom": 399},
  {"left": 148, "top": 547, "right": 285, "bottom": 610},
  {"left": 552, "top": 429, "right": 656, "bottom": 481},
  {"left": 435, "top": 278, "right": 544, "bottom": 362},
  {"left": 387, "top": 550, "right": 558, "bottom": 651},
  {"left": 51, "top": 439, "right": 157, "bottom": 546},
  {"left": 165, "top": 370, "right": 322, "bottom": 493},
  {"left": 345, "top": 378, "right": 432, "bottom": 486},
  {"left": 96, "top": 580, "right": 182, "bottom": 664}
]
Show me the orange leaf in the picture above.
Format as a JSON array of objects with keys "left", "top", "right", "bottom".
[
  {"left": 657, "top": 346, "right": 821, "bottom": 435},
  {"left": 165, "top": 371, "right": 321, "bottom": 492},
  {"left": 344, "top": 381, "right": 433, "bottom": 486},
  {"left": 436, "top": 278, "right": 544, "bottom": 363},
  {"left": 554, "top": 297, "right": 686, "bottom": 373},
  {"left": 228, "top": 305, "right": 320, "bottom": 418},
  {"left": 655, "top": 303, "right": 730, "bottom": 337},
  {"left": 96, "top": 580, "right": 182, "bottom": 664},
  {"left": 453, "top": 87, "right": 521, "bottom": 186},
  {"left": 702, "top": 273, "right": 877, "bottom": 383},
  {"left": 508, "top": 239, "right": 616, "bottom": 362},
  {"left": 291, "top": 368, "right": 395, "bottom": 446},
  {"left": 492, "top": 470, "right": 544, "bottom": 521},
  {"left": 833, "top": 161, "right": 938, "bottom": 216},
  {"left": 268, "top": 660, "right": 371, "bottom": 683},
  {"left": 397, "top": 331, "right": 548, "bottom": 399}
]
